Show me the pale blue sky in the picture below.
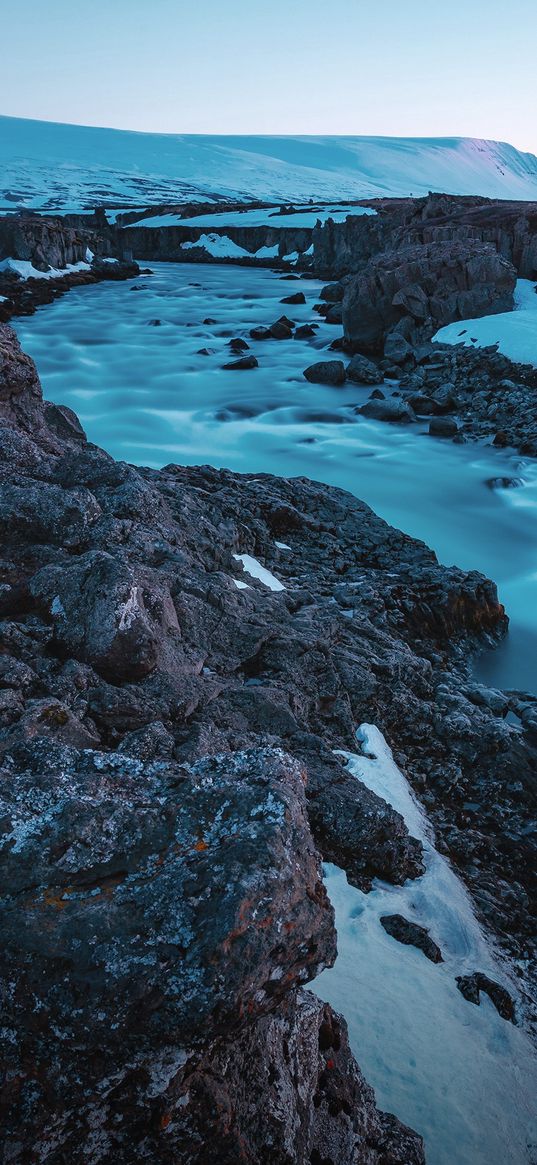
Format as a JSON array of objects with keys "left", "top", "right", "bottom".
[{"left": 1, "top": 0, "right": 536, "bottom": 151}]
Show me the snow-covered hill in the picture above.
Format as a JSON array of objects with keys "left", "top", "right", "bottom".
[{"left": 2, "top": 116, "right": 537, "bottom": 213}]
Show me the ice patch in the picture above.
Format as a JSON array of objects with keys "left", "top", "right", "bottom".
[
  {"left": 233, "top": 554, "right": 285, "bottom": 592},
  {"left": 433, "top": 279, "right": 537, "bottom": 368},
  {"left": 232, "top": 579, "right": 250, "bottom": 590},
  {"left": 275, "top": 541, "right": 291, "bottom": 550},
  {"left": 315, "top": 724, "right": 537, "bottom": 1165}
]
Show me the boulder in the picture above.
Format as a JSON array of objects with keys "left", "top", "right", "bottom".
[
  {"left": 320, "top": 282, "right": 345, "bottom": 302},
  {"left": 380, "top": 914, "right": 443, "bottom": 963},
  {"left": 326, "top": 302, "right": 343, "bottom": 324},
  {"left": 281, "top": 291, "right": 306, "bottom": 305},
  {"left": 270, "top": 320, "right": 294, "bottom": 339},
  {"left": 359, "top": 398, "right": 415, "bottom": 422},
  {"left": 303, "top": 360, "right": 346, "bottom": 386},
  {"left": 429, "top": 416, "right": 459, "bottom": 437},
  {"left": 384, "top": 332, "right": 415, "bottom": 365},
  {"left": 222, "top": 355, "right": 259, "bottom": 370},
  {"left": 346, "top": 353, "right": 385, "bottom": 385},
  {"left": 456, "top": 973, "right": 515, "bottom": 1022}
]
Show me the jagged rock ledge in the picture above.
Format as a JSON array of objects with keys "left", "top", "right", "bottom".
[{"left": 1, "top": 324, "right": 535, "bottom": 1158}]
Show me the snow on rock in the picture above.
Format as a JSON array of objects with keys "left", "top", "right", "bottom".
[
  {"left": 434, "top": 279, "right": 537, "bottom": 368},
  {"left": 0, "top": 257, "right": 91, "bottom": 281},
  {"left": 182, "top": 233, "right": 249, "bottom": 259},
  {"left": 233, "top": 553, "right": 285, "bottom": 592},
  {"left": 315, "top": 724, "right": 537, "bottom": 1165},
  {"left": 254, "top": 244, "right": 279, "bottom": 259}
]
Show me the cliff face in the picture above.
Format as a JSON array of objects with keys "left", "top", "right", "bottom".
[
  {"left": 0, "top": 214, "right": 95, "bottom": 269},
  {"left": 341, "top": 240, "right": 517, "bottom": 352},
  {"left": 312, "top": 193, "right": 537, "bottom": 280},
  {"left": 0, "top": 324, "right": 535, "bottom": 1159},
  {"left": 118, "top": 220, "right": 313, "bottom": 261}
]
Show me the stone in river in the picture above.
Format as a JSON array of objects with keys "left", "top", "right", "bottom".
[
  {"left": 281, "top": 292, "right": 306, "bottom": 305},
  {"left": 303, "top": 360, "right": 346, "bottom": 386},
  {"left": 222, "top": 356, "right": 259, "bottom": 370},
  {"left": 429, "top": 416, "right": 459, "bottom": 437}
]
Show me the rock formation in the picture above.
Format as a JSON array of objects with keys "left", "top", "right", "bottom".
[
  {"left": 341, "top": 241, "right": 516, "bottom": 353},
  {"left": 1, "top": 322, "right": 535, "bottom": 1158}
]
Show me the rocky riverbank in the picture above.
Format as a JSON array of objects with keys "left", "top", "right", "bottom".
[{"left": 1, "top": 319, "right": 536, "bottom": 1158}]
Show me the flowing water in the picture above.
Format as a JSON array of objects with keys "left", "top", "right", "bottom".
[{"left": 14, "top": 261, "right": 537, "bottom": 1162}]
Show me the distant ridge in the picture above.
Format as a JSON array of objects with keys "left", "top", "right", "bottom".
[{"left": 2, "top": 115, "right": 537, "bottom": 213}]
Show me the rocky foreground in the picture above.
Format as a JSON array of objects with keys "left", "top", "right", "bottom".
[{"left": 0, "top": 323, "right": 536, "bottom": 1160}]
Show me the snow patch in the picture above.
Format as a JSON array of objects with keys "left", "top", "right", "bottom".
[
  {"left": 233, "top": 554, "right": 285, "bottom": 592},
  {"left": 0, "top": 258, "right": 91, "bottom": 281},
  {"left": 433, "top": 279, "right": 537, "bottom": 368},
  {"left": 181, "top": 233, "right": 249, "bottom": 259}
]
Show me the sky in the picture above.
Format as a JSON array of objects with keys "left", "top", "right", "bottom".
[{"left": 1, "top": 0, "right": 536, "bottom": 153}]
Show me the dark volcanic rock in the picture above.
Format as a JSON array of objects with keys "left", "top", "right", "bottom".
[
  {"left": 228, "top": 336, "right": 250, "bottom": 352},
  {"left": 380, "top": 914, "right": 443, "bottom": 963},
  {"left": 170, "top": 990, "right": 425, "bottom": 1165},
  {"left": 222, "top": 354, "right": 259, "bottom": 370},
  {"left": 295, "top": 323, "right": 317, "bottom": 338},
  {"left": 249, "top": 324, "right": 272, "bottom": 340},
  {"left": 359, "top": 398, "right": 415, "bottom": 422},
  {"left": 303, "top": 359, "right": 346, "bottom": 386},
  {"left": 342, "top": 241, "right": 516, "bottom": 353},
  {"left": 0, "top": 321, "right": 534, "bottom": 1157},
  {"left": 270, "top": 320, "right": 294, "bottom": 339},
  {"left": 456, "top": 973, "right": 516, "bottom": 1022},
  {"left": 346, "top": 353, "right": 385, "bottom": 385},
  {"left": 0, "top": 743, "right": 342, "bottom": 1157},
  {"left": 429, "top": 416, "right": 459, "bottom": 437},
  {"left": 281, "top": 291, "right": 306, "bottom": 304}
]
